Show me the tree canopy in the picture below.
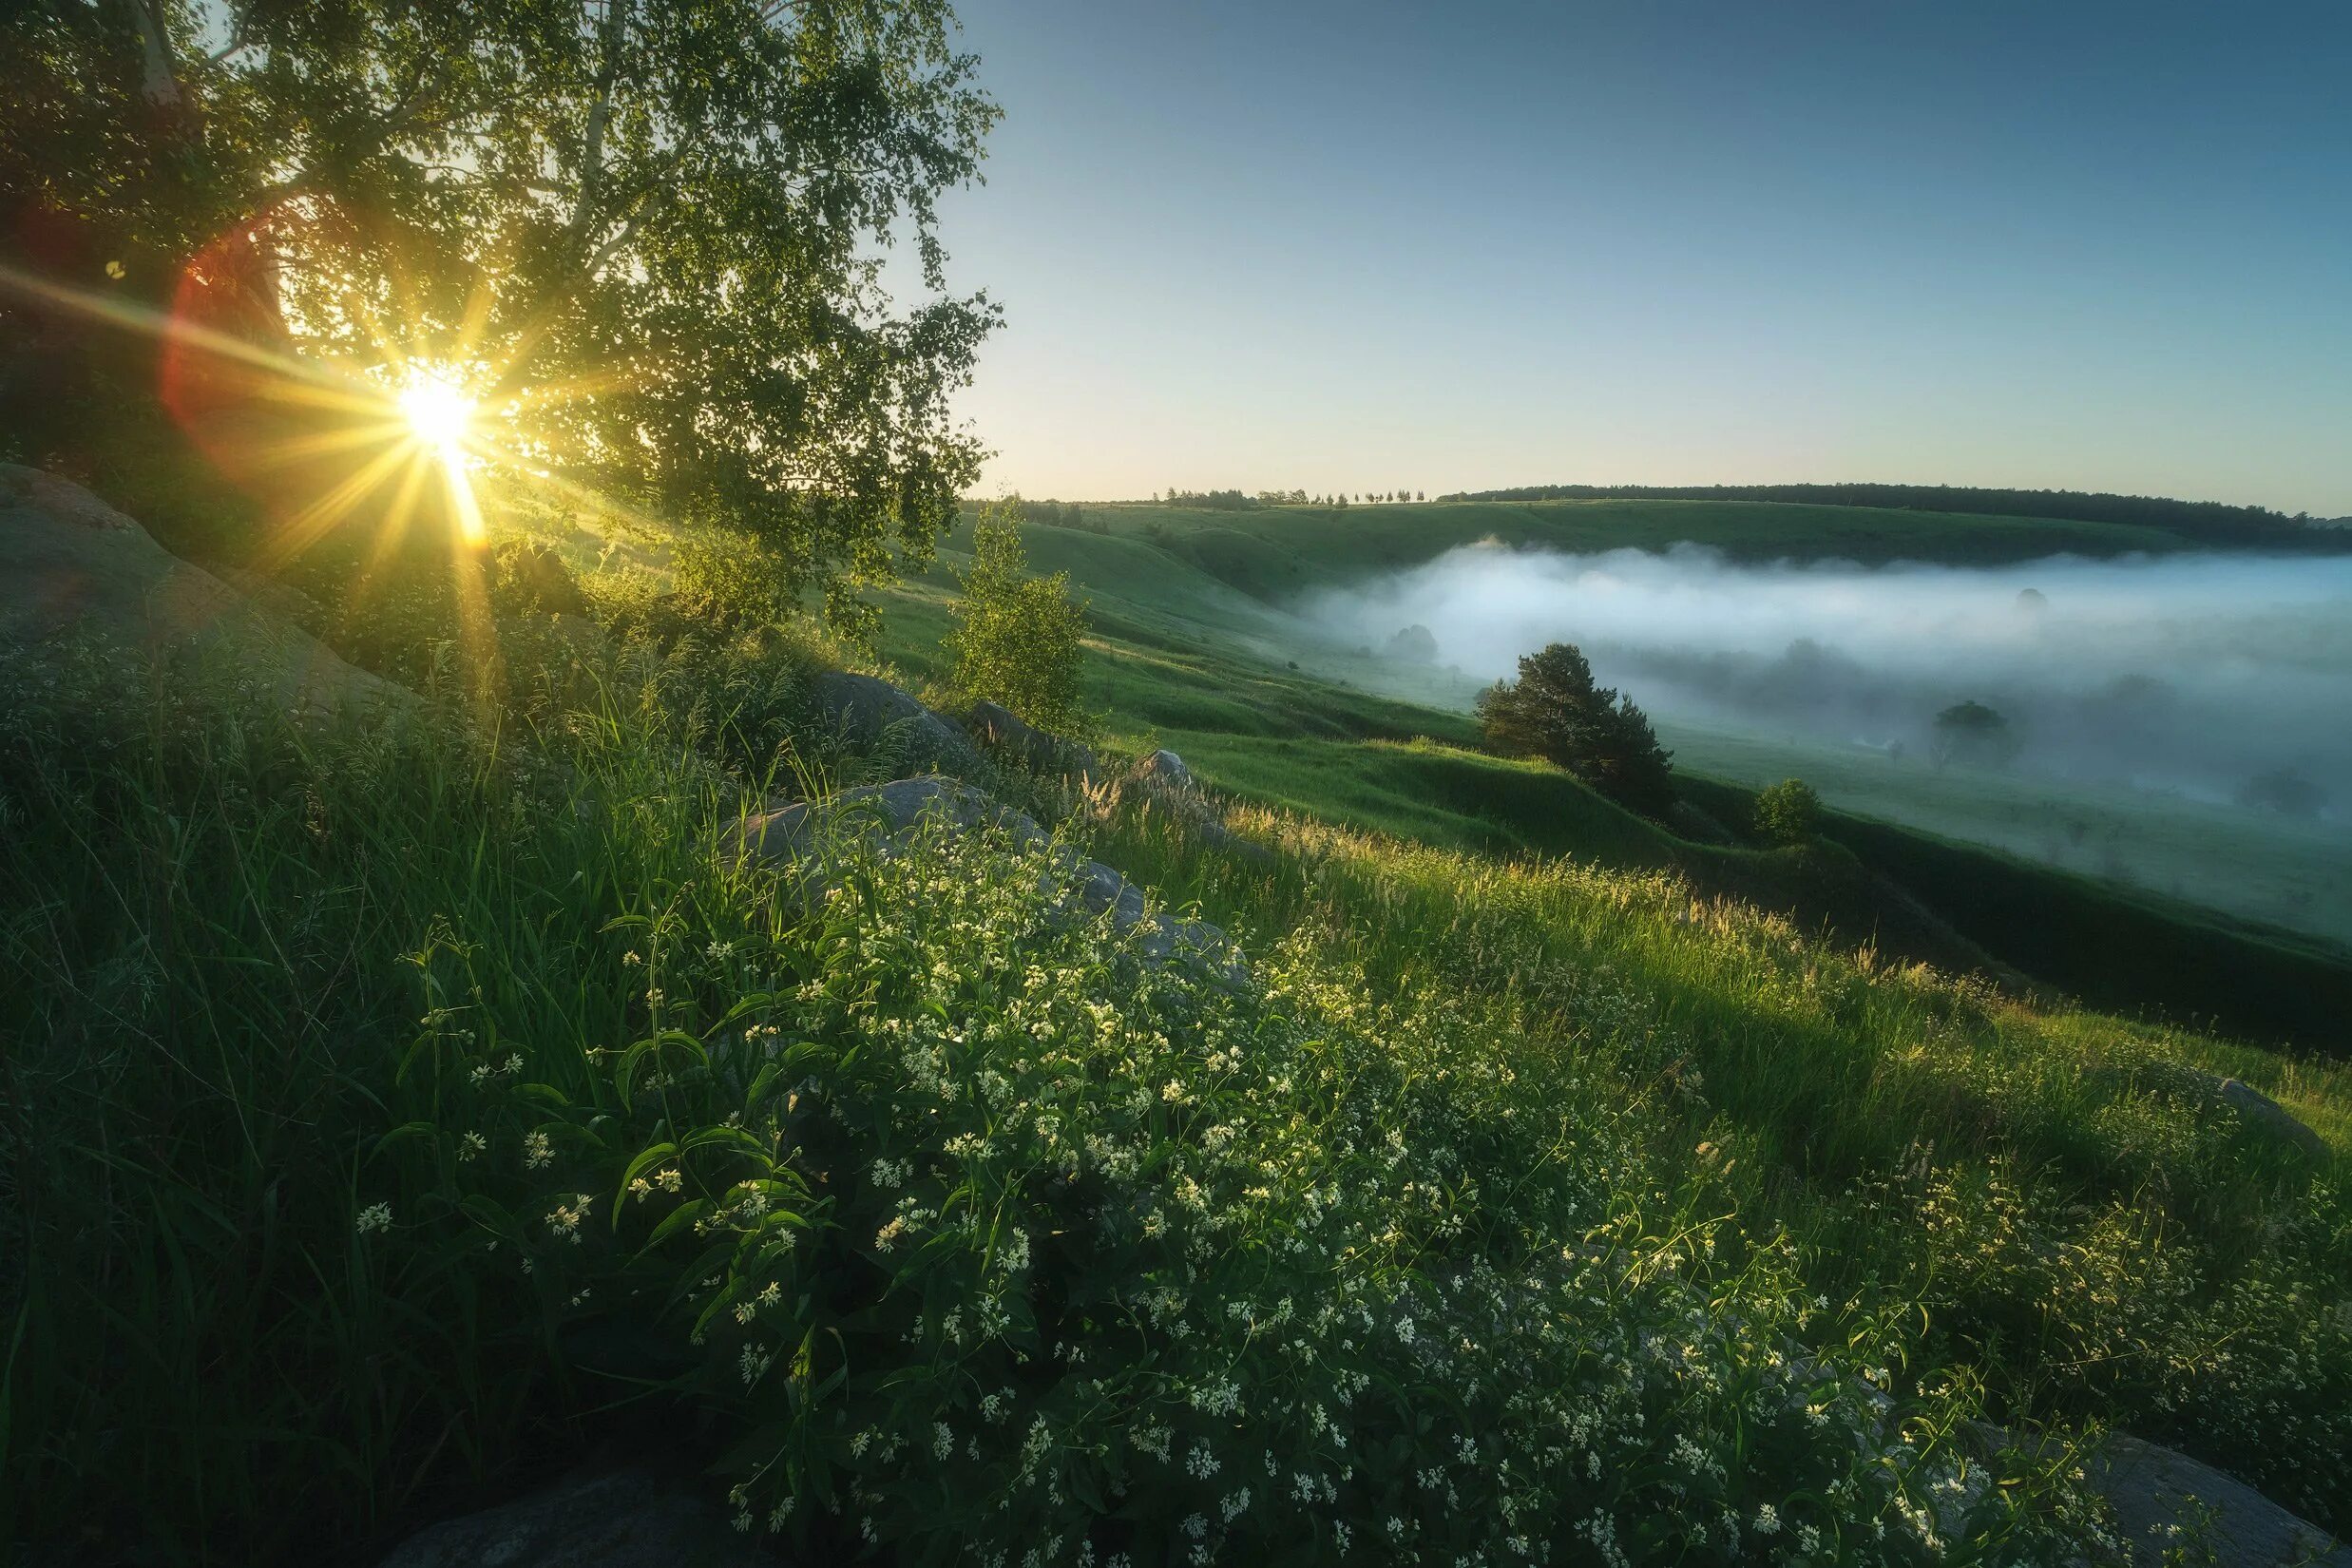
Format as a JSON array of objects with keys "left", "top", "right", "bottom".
[
  {"left": 1477, "top": 641, "right": 1676, "bottom": 817},
  {"left": 2, "top": 0, "right": 999, "bottom": 616}
]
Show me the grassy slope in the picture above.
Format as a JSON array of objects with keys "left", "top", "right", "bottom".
[
  {"left": 882, "top": 508, "right": 2352, "bottom": 1052},
  {"left": 1083, "top": 496, "right": 2195, "bottom": 601},
  {"left": 11, "top": 483, "right": 2352, "bottom": 1564}
]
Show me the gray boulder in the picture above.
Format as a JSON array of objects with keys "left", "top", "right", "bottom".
[
  {"left": 378, "top": 1464, "right": 776, "bottom": 1567},
  {"left": 809, "top": 671, "right": 985, "bottom": 777},
  {"left": 0, "top": 463, "right": 408, "bottom": 716},
  {"left": 1132, "top": 748, "right": 1195, "bottom": 791},
  {"left": 966, "top": 698, "right": 1101, "bottom": 786},
  {"left": 2088, "top": 1434, "right": 2349, "bottom": 1568},
  {"left": 1119, "top": 749, "right": 1274, "bottom": 867},
  {"left": 738, "top": 776, "right": 1242, "bottom": 980},
  {"left": 2213, "top": 1077, "right": 2329, "bottom": 1161}
]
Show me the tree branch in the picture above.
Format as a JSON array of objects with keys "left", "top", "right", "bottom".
[{"left": 568, "top": 0, "right": 631, "bottom": 236}]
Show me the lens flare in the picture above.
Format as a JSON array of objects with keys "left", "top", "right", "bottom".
[
  {"left": 392, "top": 368, "right": 487, "bottom": 545},
  {"left": 398, "top": 372, "right": 475, "bottom": 456}
]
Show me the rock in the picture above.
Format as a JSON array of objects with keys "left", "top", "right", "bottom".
[
  {"left": 2087, "top": 1434, "right": 2350, "bottom": 1568},
  {"left": 966, "top": 698, "right": 1100, "bottom": 786},
  {"left": 0, "top": 463, "right": 409, "bottom": 716},
  {"left": 738, "top": 776, "right": 1243, "bottom": 981},
  {"left": 2213, "top": 1078, "right": 2329, "bottom": 1161},
  {"left": 809, "top": 671, "right": 985, "bottom": 777},
  {"left": 739, "top": 775, "right": 1046, "bottom": 865},
  {"left": 1119, "top": 749, "right": 1274, "bottom": 867},
  {"left": 1132, "top": 748, "right": 1195, "bottom": 791},
  {"left": 377, "top": 1464, "right": 777, "bottom": 1568}
]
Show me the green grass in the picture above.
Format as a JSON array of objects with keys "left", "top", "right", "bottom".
[
  {"left": 9, "top": 497, "right": 2352, "bottom": 1565},
  {"left": 877, "top": 510, "right": 2352, "bottom": 1052},
  {"left": 1052, "top": 497, "right": 2195, "bottom": 602}
]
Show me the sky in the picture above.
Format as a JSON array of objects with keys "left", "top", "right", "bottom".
[{"left": 909, "top": 1, "right": 2352, "bottom": 514}]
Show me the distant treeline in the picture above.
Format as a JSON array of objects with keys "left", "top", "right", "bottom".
[
  {"left": 1157, "top": 488, "right": 1424, "bottom": 509},
  {"left": 1434, "top": 482, "right": 2337, "bottom": 545},
  {"left": 1001, "top": 496, "right": 1108, "bottom": 532}
]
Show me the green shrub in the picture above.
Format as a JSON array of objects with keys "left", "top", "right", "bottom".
[
  {"left": 673, "top": 525, "right": 794, "bottom": 633},
  {"left": 1754, "top": 777, "right": 1823, "bottom": 845},
  {"left": 945, "top": 504, "right": 1087, "bottom": 734},
  {"left": 1476, "top": 641, "right": 1676, "bottom": 817}
]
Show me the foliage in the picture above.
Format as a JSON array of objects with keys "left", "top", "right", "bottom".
[
  {"left": 3, "top": 640, "right": 2119, "bottom": 1565},
  {"left": 1477, "top": 641, "right": 1677, "bottom": 816},
  {"left": 1930, "top": 701, "right": 2019, "bottom": 770},
  {"left": 488, "top": 539, "right": 592, "bottom": 621},
  {"left": 1438, "top": 482, "right": 2328, "bottom": 547},
  {"left": 944, "top": 504, "right": 1087, "bottom": 733},
  {"left": 0, "top": 0, "right": 999, "bottom": 609},
  {"left": 1754, "top": 778, "right": 1824, "bottom": 846},
  {"left": 670, "top": 524, "right": 795, "bottom": 635}
]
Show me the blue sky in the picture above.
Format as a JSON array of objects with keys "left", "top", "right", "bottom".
[{"left": 918, "top": 1, "right": 2352, "bottom": 514}]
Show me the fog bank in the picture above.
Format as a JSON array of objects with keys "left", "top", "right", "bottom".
[{"left": 1304, "top": 544, "right": 2352, "bottom": 817}]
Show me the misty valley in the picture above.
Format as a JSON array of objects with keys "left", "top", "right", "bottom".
[{"left": 1304, "top": 545, "right": 2352, "bottom": 944}]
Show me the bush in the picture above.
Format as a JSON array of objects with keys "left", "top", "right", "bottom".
[
  {"left": 1929, "top": 700, "right": 2018, "bottom": 770},
  {"left": 673, "top": 525, "right": 793, "bottom": 633},
  {"left": 1476, "top": 641, "right": 1676, "bottom": 816},
  {"left": 945, "top": 503, "right": 1087, "bottom": 734},
  {"left": 488, "top": 540, "right": 592, "bottom": 620},
  {"left": 1753, "top": 777, "right": 1823, "bottom": 845}
]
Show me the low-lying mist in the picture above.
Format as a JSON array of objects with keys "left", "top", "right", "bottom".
[{"left": 1305, "top": 543, "right": 2352, "bottom": 822}]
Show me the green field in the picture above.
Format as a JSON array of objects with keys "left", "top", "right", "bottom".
[
  {"left": 869, "top": 501, "right": 2352, "bottom": 1049},
  {"left": 13, "top": 480, "right": 2352, "bottom": 1564}
]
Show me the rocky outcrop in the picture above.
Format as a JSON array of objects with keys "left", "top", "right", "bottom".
[
  {"left": 738, "top": 775, "right": 1243, "bottom": 980},
  {"left": 2088, "top": 1434, "right": 2349, "bottom": 1568},
  {"left": 377, "top": 1464, "right": 777, "bottom": 1568},
  {"left": 0, "top": 464, "right": 408, "bottom": 716},
  {"left": 1117, "top": 748, "right": 1274, "bottom": 866},
  {"left": 809, "top": 671, "right": 985, "bottom": 777},
  {"left": 2210, "top": 1077, "right": 2330, "bottom": 1161},
  {"left": 966, "top": 698, "right": 1101, "bottom": 786}
]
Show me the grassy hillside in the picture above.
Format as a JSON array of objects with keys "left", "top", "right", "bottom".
[
  {"left": 878, "top": 513, "right": 2352, "bottom": 1052},
  {"left": 10, "top": 488, "right": 2349, "bottom": 1565},
  {"left": 1052, "top": 497, "right": 2196, "bottom": 604}
]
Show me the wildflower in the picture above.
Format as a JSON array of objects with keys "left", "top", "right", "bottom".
[
  {"left": 1752, "top": 1503, "right": 1782, "bottom": 1537},
  {"left": 622, "top": 950, "right": 642, "bottom": 966},
  {"left": 354, "top": 1202, "right": 392, "bottom": 1236},
  {"left": 459, "top": 1131, "right": 487, "bottom": 1161},
  {"left": 524, "top": 1129, "right": 553, "bottom": 1169},
  {"left": 545, "top": 1195, "right": 591, "bottom": 1242}
]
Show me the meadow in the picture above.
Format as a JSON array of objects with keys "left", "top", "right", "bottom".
[
  {"left": 5, "top": 491, "right": 2349, "bottom": 1566},
  {"left": 853, "top": 506, "right": 2352, "bottom": 1054}
]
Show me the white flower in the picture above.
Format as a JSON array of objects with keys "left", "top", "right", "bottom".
[{"left": 354, "top": 1202, "right": 392, "bottom": 1235}]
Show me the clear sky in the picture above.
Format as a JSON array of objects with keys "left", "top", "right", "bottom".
[{"left": 914, "top": 1, "right": 2352, "bottom": 514}]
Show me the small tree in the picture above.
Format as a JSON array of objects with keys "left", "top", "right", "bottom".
[
  {"left": 1752, "top": 778, "right": 1822, "bottom": 846},
  {"left": 1930, "top": 700, "right": 2019, "bottom": 769},
  {"left": 946, "top": 505, "right": 1087, "bottom": 734},
  {"left": 1478, "top": 642, "right": 1676, "bottom": 815}
]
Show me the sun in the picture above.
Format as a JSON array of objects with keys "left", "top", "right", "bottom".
[{"left": 397, "top": 371, "right": 475, "bottom": 456}]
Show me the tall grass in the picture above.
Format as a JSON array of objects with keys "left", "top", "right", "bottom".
[
  {"left": 4, "top": 625, "right": 2345, "bottom": 1563},
  {"left": 1084, "top": 799, "right": 2352, "bottom": 1528},
  {"left": 0, "top": 639, "right": 771, "bottom": 1558}
]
